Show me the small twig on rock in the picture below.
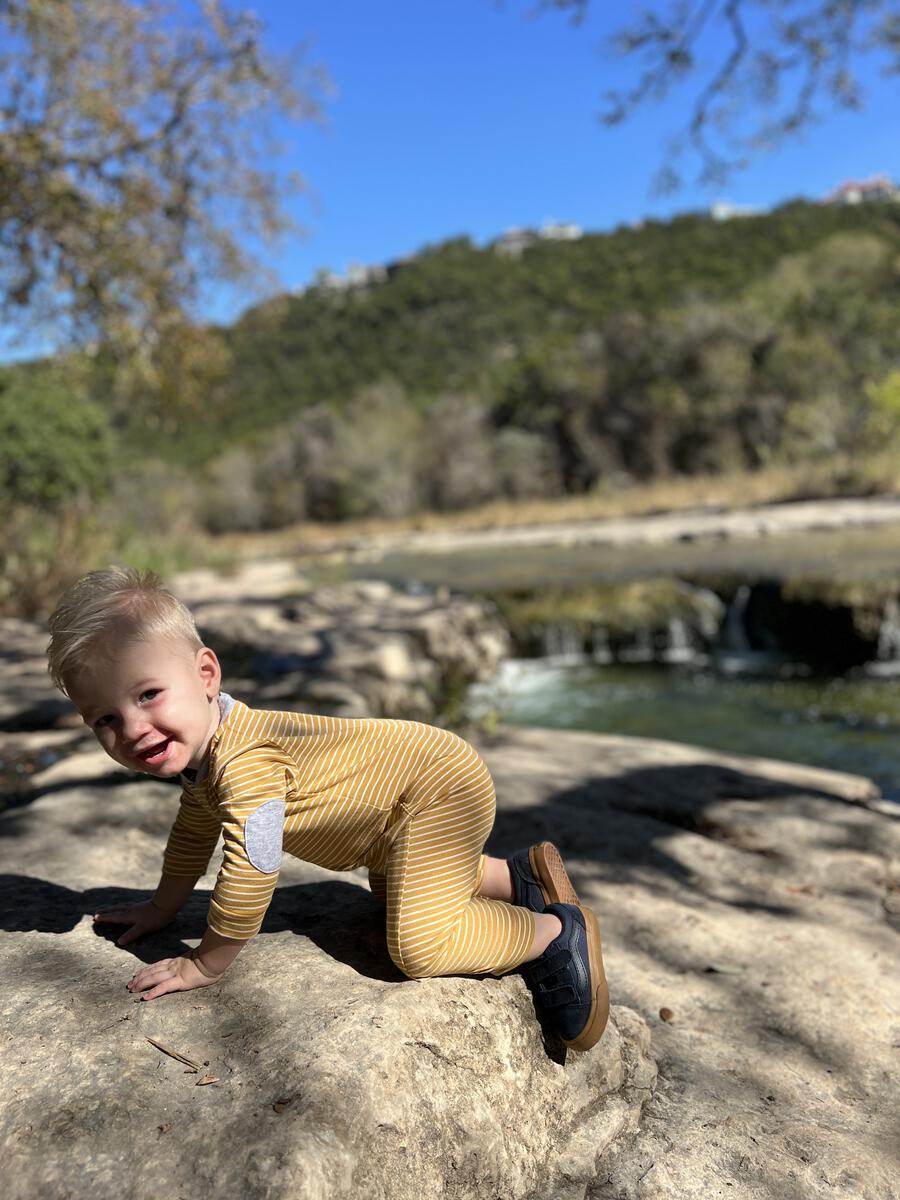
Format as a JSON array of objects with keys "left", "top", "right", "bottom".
[
  {"left": 146, "top": 1037, "right": 202, "bottom": 1070},
  {"left": 636, "top": 1161, "right": 656, "bottom": 1183}
]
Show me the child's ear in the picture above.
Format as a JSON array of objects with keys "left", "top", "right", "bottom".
[{"left": 196, "top": 646, "right": 222, "bottom": 697}]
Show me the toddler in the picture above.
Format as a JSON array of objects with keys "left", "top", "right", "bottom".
[{"left": 47, "top": 567, "right": 608, "bottom": 1052}]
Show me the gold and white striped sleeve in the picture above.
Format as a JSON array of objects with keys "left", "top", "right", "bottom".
[
  {"left": 161, "top": 788, "right": 222, "bottom": 878},
  {"left": 207, "top": 749, "right": 292, "bottom": 940}
]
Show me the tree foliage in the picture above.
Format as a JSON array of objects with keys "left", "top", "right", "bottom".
[
  {"left": 172, "top": 201, "right": 900, "bottom": 528},
  {"left": 0, "top": 364, "right": 114, "bottom": 507},
  {"left": 0, "top": 0, "right": 323, "bottom": 361},
  {"left": 2, "top": 199, "right": 899, "bottom": 534},
  {"left": 539, "top": 0, "right": 899, "bottom": 188},
  {"left": 193, "top": 198, "right": 899, "bottom": 463}
]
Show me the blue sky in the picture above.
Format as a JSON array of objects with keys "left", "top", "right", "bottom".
[
  {"left": 212, "top": 0, "right": 897, "bottom": 320},
  {"left": 3, "top": 0, "right": 898, "bottom": 352}
]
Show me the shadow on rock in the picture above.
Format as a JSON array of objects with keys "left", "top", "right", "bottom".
[
  {"left": 1, "top": 768, "right": 143, "bottom": 815},
  {"left": 481, "top": 755, "right": 897, "bottom": 1093},
  {"left": 0, "top": 875, "right": 200, "bottom": 963},
  {"left": 0, "top": 874, "right": 404, "bottom": 982},
  {"left": 268, "top": 880, "right": 405, "bottom": 982},
  {"left": 485, "top": 760, "right": 864, "bottom": 914}
]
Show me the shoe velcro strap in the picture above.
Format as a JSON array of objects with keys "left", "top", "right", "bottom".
[
  {"left": 535, "top": 982, "right": 578, "bottom": 1007},
  {"left": 527, "top": 948, "right": 571, "bottom": 985}
]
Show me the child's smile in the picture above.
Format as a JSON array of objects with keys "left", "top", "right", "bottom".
[
  {"left": 69, "top": 635, "right": 222, "bottom": 779},
  {"left": 137, "top": 736, "right": 175, "bottom": 767}
]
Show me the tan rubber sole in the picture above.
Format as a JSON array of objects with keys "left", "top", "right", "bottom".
[
  {"left": 529, "top": 841, "right": 580, "bottom": 906},
  {"left": 561, "top": 903, "right": 610, "bottom": 1053}
]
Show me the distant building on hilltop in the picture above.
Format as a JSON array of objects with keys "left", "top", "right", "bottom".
[
  {"left": 312, "top": 262, "right": 388, "bottom": 293},
  {"left": 346, "top": 262, "right": 387, "bottom": 288},
  {"left": 539, "top": 220, "right": 582, "bottom": 242},
  {"left": 493, "top": 220, "right": 582, "bottom": 258},
  {"left": 822, "top": 175, "right": 899, "bottom": 206},
  {"left": 493, "top": 228, "right": 538, "bottom": 258},
  {"left": 710, "top": 200, "right": 761, "bottom": 222},
  {"left": 311, "top": 268, "right": 348, "bottom": 292}
]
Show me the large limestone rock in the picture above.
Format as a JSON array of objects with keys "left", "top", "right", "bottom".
[
  {"left": 0, "top": 568, "right": 511, "bottom": 736},
  {"left": 481, "top": 727, "right": 900, "bottom": 1200},
  {"left": 3, "top": 723, "right": 897, "bottom": 1198},
  {"left": 174, "top": 566, "right": 511, "bottom": 721},
  {"left": 0, "top": 749, "right": 653, "bottom": 1200}
]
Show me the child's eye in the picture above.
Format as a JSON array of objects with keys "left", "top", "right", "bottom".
[
  {"left": 94, "top": 715, "right": 114, "bottom": 729},
  {"left": 139, "top": 689, "right": 160, "bottom": 703}
]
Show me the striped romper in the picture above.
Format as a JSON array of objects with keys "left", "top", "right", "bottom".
[{"left": 162, "top": 695, "right": 536, "bottom": 979}]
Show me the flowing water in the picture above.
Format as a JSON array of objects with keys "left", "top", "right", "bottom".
[
  {"left": 329, "top": 519, "right": 900, "bottom": 793},
  {"left": 467, "top": 660, "right": 900, "bottom": 797}
]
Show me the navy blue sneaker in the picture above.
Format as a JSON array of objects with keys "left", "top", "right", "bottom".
[
  {"left": 507, "top": 842, "right": 579, "bottom": 913},
  {"left": 521, "top": 901, "right": 609, "bottom": 1052}
]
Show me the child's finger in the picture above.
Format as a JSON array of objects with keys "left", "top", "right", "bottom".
[
  {"left": 128, "top": 958, "right": 174, "bottom": 990},
  {"left": 129, "top": 962, "right": 165, "bottom": 985},
  {"left": 117, "top": 923, "right": 143, "bottom": 946},
  {"left": 94, "top": 909, "right": 133, "bottom": 923},
  {"left": 141, "top": 977, "right": 182, "bottom": 1001}
]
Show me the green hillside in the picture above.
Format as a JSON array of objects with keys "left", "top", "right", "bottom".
[
  {"left": 3, "top": 197, "right": 900, "bottom": 614},
  {"left": 193, "top": 198, "right": 900, "bottom": 459}
]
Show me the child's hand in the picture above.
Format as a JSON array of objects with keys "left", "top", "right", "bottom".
[
  {"left": 93, "top": 899, "right": 173, "bottom": 946},
  {"left": 127, "top": 953, "right": 222, "bottom": 1001}
]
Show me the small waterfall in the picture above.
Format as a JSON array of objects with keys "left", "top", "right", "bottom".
[
  {"left": 619, "top": 628, "right": 653, "bottom": 663},
  {"left": 663, "top": 616, "right": 695, "bottom": 664},
  {"left": 868, "top": 597, "right": 900, "bottom": 676},
  {"left": 877, "top": 598, "right": 900, "bottom": 659},
  {"left": 541, "top": 623, "right": 586, "bottom": 662},
  {"left": 715, "top": 582, "right": 784, "bottom": 675},
  {"left": 591, "top": 626, "right": 613, "bottom": 663},
  {"left": 721, "top": 584, "right": 752, "bottom": 651}
]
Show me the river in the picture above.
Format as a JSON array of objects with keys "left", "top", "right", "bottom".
[
  {"left": 467, "top": 658, "right": 900, "bottom": 797},
  {"left": 323, "top": 507, "right": 900, "bottom": 794}
]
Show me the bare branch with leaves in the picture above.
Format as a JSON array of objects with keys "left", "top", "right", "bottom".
[
  {"left": 538, "top": 0, "right": 898, "bottom": 189},
  {"left": 0, "top": 0, "right": 327, "bottom": 361}
]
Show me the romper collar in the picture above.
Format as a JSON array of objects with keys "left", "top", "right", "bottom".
[{"left": 180, "top": 691, "right": 236, "bottom": 786}]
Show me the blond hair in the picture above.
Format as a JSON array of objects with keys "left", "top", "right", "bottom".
[{"left": 47, "top": 565, "right": 202, "bottom": 695}]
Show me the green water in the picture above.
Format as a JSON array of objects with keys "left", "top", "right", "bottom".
[{"left": 467, "top": 661, "right": 900, "bottom": 796}]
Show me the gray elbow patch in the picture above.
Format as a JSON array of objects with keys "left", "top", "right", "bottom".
[{"left": 244, "top": 799, "right": 285, "bottom": 873}]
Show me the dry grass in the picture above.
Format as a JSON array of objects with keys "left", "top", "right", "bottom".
[{"left": 221, "top": 455, "right": 900, "bottom": 561}]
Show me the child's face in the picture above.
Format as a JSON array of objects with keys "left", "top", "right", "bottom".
[{"left": 69, "top": 634, "right": 222, "bottom": 778}]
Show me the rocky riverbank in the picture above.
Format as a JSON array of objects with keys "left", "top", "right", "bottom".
[
  {"left": 490, "top": 576, "right": 900, "bottom": 675},
  {"left": 1, "top": 553, "right": 898, "bottom": 1198},
  {"left": 1, "top": 709, "right": 896, "bottom": 1198},
  {"left": 326, "top": 497, "right": 900, "bottom": 675},
  {"left": 338, "top": 495, "right": 900, "bottom": 559},
  {"left": 183, "top": 572, "right": 510, "bottom": 722}
]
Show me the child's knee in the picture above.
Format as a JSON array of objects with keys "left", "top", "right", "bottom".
[
  {"left": 368, "top": 869, "right": 387, "bottom": 905},
  {"left": 389, "top": 937, "right": 442, "bottom": 980}
]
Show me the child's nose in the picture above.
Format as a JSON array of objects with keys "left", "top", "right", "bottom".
[{"left": 122, "top": 710, "right": 152, "bottom": 742}]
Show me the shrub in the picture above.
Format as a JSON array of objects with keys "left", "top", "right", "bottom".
[{"left": 0, "top": 365, "right": 115, "bottom": 509}]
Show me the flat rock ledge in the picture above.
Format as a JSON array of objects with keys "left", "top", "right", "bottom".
[
  {"left": 347, "top": 495, "right": 900, "bottom": 557},
  {"left": 0, "top": 753, "right": 652, "bottom": 1200},
  {"left": 2, "top": 662, "right": 898, "bottom": 1197},
  {"left": 1, "top": 920, "right": 651, "bottom": 1200}
]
